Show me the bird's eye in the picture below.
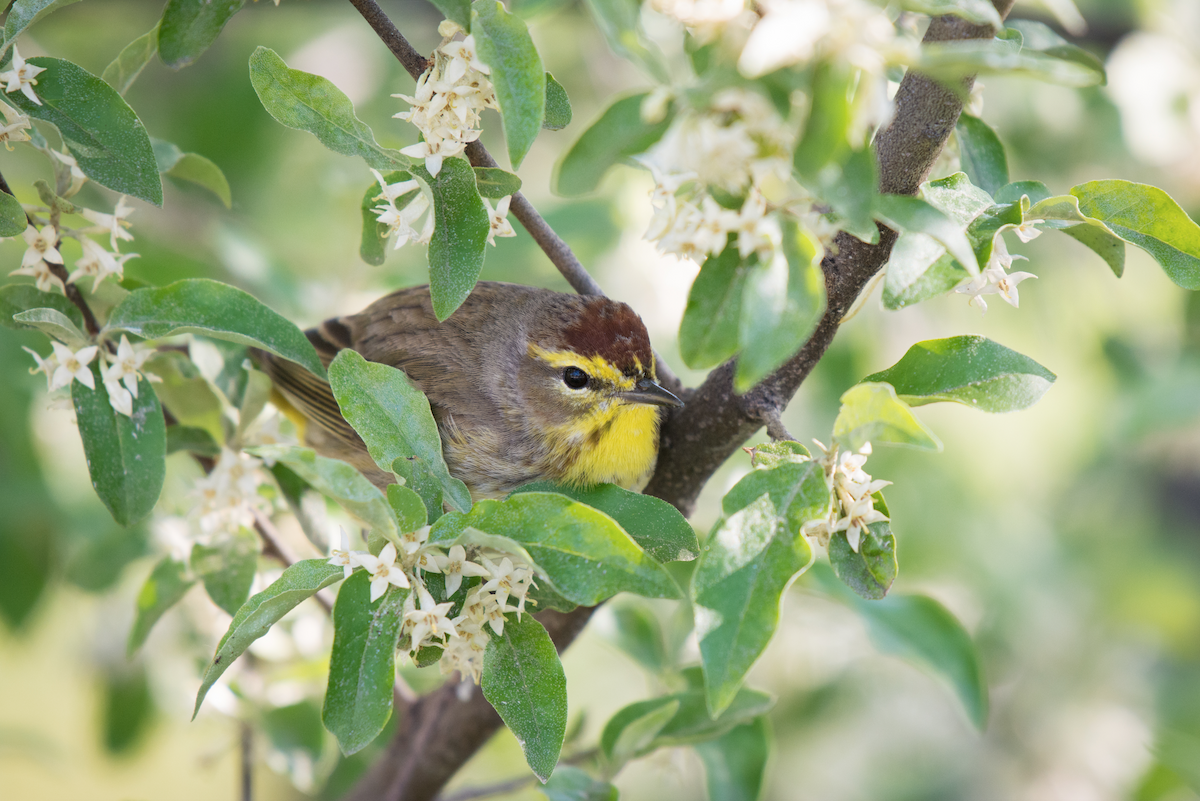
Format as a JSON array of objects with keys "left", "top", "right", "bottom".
[{"left": 562, "top": 367, "right": 589, "bottom": 389}]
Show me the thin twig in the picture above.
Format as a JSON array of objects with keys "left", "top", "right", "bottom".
[
  {"left": 0, "top": 167, "right": 101, "bottom": 336},
  {"left": 761, "top": 409, "right": 795, "bottom": 443},
  {"left": 436, "top": 748, "right": 599, "bottom": 801}
]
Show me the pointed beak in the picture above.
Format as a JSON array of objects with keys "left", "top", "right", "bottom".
[{"left": 620, "top": 377, "right": 684, "bottom": 408}]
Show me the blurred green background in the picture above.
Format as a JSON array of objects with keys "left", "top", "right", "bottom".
[{"left": 3, "top": 0, "right": 1200, "bottom": 799}]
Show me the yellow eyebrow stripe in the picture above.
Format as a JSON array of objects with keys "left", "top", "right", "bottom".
[{"left": 528, "top": 344, "right": 641, "bottom": 389}]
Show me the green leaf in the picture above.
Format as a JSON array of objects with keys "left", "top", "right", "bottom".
[
  {"left": 833, "top": 382, "right": 941, "bottom": 451},
  {"left": 249, "top": 445, "right": 399, "bottom": 544},
  {"left": 328, "top": 349, "right": 472, "bottom": 513},
  {"left": 695, "top": 716, "right": 771, "bottom": 801},
  {"left": 540, "top": 766, "right": 617, "bottom": 801},
  {"left": 598, "top": 603, "right": 668, "bottom": 672},
  {"left": 553, "top": 92, "right": 674, "bottom": 196},
  {"left": 1026, "top": 192, "right": 1125, "bottom": 277},
  {"left": 511, "top": 481, "right": 698, "bottom": 563},
  {"left": 166, "top": 425, "right": 221, "bottom": 458},
  {"left": 1006, "top": 19, "right": 1106, "bottom": 86},
  {"left": 262, "top": 701, "right": 325, "bottom": 766},
  {"left": 473, "top": 166, "right": 522, "bottom": 199},
  {"left": 387, "top": 484, "right": 428, "bottom": 531},
  {"left": 393, "top": 456, "right": 446, "bottom": 525},
  {"left": 323, "top": 571, "right": 408, "bottom": 756},
  {"left": 680, "top": 242, "right": 746, "bottom": 370},
  {"left": 127, "top": 557, "right": 193, "bottom": 656},
  {"left": 964, "top": 200, "right": 1023, "bottom": 268},
  {"left": 2, "top": 0, "right": 82, "bottom": 54},
  {"left": 413, "top": 158, "right": 491, "bottom": 321},
  {"left": 836, "top": 578, "right": 988, "bottom": 729},
  {"left": 104, "top": 278, "right": 326, "bottom": 379},
  {"left": 994, "top": 180, "right": 1051, "bottom": 206},
  {"left": 735, "top": 224, "right": 826, "bottom": 392},
  {"left": 745, "top": 440, "right": 811, "bottom": 468},
  {"left": 955, "top": 114, "right": 1008, "bottom": 196},
  {"left": 358, "top": 170, "right": 418, "bottom": 266},
  {"left": 827, "top": 517, "right": 897, "bottom": 599},
  {"left": 12, "top": 307, "right": 89, "bottom": 348},
  {"left": 248, "top": 47, "right": 407, "bottom": 172},
  {"left": 163, "top": 152, "right": 232, "bottom": 208},
  {"left": 190, "top": 528, "right": 260, "bottom": 616},
  {"left": 157, "top": 0, "right": 246, "bottom": 69},
  {"left": 73, "top": 367, "right": 167, "bottom": 527},
  {"left": 7, "top": 57, "right": 162, "bottom": 205},
  {"left": 603, "top": 697, "right": 680, "bottom": 769},
  {"left": 193, "top": 559, "right": 345, "bottom": 717},
  {"left": 1062, "top": 221, "right": 1126, "bottom": 278},
  {"left": 874, "top": 194, "right": 978, "bottom": 274},
  {"left": 101, "top": 665, "right": 155, "bottom": 754},
  {"left": 0, "top": 284, "right": 84, "bottom": 331},
  {"left": 102, "top": 23, "right": 159, "bottom": 95},
  {"left": 863, "top": 335, "right": 1056, "bottom": 413},
  {"left": 601, "top": 686, "right": 774, "bottom": 760},
  {"left": 722, "top": 460, "right": 832, "bottom": 535},
  {"left": 543, "top": 73, "right": 572, "bottom": 130},
  {"left": 581, "top": 0, "right": 668, "bottom": 81},
  {"left": 917, "top": 37, "right": 1104, "bottom": 89},
  {"left": 431, "top": 492, "right": 680, "bottom": 605},
  {"left": 429, "top": 0, "right": 472, "bottom": 29},
  {"left": 693, "top": 495, "right": 813, "bottom": 715},
  {"left": 144, "top": 351, "right": 226, "bottom": 443},
  {"left": 894, "top": 0, "right": 1001, "bottom": 26},
  {"left": 471, "top": 0, "right": 544, "bottom": 168},
  {"left": 922, "top": 172, "right": 995, "bottom": 227},
  {"left": 1071, "top": 180, "right": 1200, "bottom": 289},
  {"left": 793, "top": 62, "right": 853, "bottom": 181},
  {"left": 882, "top": 237, "right": 969, "bottom": 310},
  {"left": 482, "top": 614, "right": 567, "bottom": 782},
  {"left": 0, "top": 190, "right": 26, "bottom": 237}
]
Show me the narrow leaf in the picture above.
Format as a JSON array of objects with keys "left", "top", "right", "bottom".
[
  {"left": 7, "top": 57, "right": 162, "bottom": 205},
  {"left": 540, "top": 766, "right": 617, "bottom": 801},
  {"left": 324, "top": 571, "right": 408, "bottom": 755},
  {"left": 191, "top": 528, "right": 259, "bottom": 616},
  {"left": 553, "top": 92, "right": 674, "bottom": 196},
  {"left": 387, "top": 484, "right": 428, "bottom": 532},
  {"left": 413, "top": 158, "right": 491, "bottom": 321},
  {"left": 955, "top": 114, "right": 1008, "bottom": 196},
  {"left": 157, "top": 0, "right": 246, "bottom": 69},
  {"left": 0, "top": 283, "right": 84, "bottom": 330},
  {"left": 472, "top": 0, "right": 545, "bottom": 168},
  {"left": 166, "top": 425, "right": 220, "bottom": 457},
  {"left": 127, "top": 556, "right": 193, "bottom": 656},
  {"left": 693, "top": 495, "right": 813, "bottom": 715},
  {"left": 73, "top": 367, "right": 167, "bottom": 526},
  {"left": 473, "top": 166, "right": 522, "bottom": 199},
  {"left": 1025, "top": 193, "right": 1126, "bottom": 276},
  {"left": 0, "top": 190, "right": 26, "bottom": 236},
  {"left": 601, "top": 686, "right": 774, "bottom": 758},
  {"left": 597, "top": 603, "right": 668, "bottom": 672},
  {"left": 581, "top": 0, "right": 668, "bottom": 81},
  {"left": 543, "top": 73, "right": 572, "bottom": 130},
  {"left": 104, "top": 278, "right": 326, "bottom": 378},
  {"left": 194, "top": 559, "right": 345, "bottom": 717},
  {"left": 695, "top": 716, "right": 771, "bottom": 801},
  {"left": 249, "top": 445, "right": 399, "bottom": 543},
  {"left": 102, "top": 24, "right": 159, "bottom": 95},
  {"left": 511, "top": 481, "right": 699, "bottom": 563},
  {"left": 863, "top": 335, "right": 1056, "bottom": 412},
  {"left": 1006, "top": 19, "right": 1106, "bottom": 85},
  {"left": 917, "top": 38, "right": 1104, "bottom": 89},
  {"left": 165, "top": 152, "right": 232, "bottom": 208},
  {"left": 1071, "top": 180, "right": 1200, "bottom": 289},
  {"left": 833, "top": 382, "right": 942, "bottom": 451},
  {"left": 482, "top": 614, "right": 567, "bottom": 782},
  {"left": 12, "top": 307, "right": 89, "bottom": 347},
  {"left": 328, "top": 349, "right": 472, "bottom": 513},
  {"left": 249, "top": 47, "right": 408, "bottom": 171},
  {"left": 679, "top": 243, "right": 746, "bottom": 370}
]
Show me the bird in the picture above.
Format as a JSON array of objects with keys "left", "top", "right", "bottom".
[{"left": 252, "top": 281, "right": 682, "bottom": 500}]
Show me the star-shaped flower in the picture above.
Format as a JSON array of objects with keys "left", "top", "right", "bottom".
[
  {"left": 0, "top": 47, "right": 45, "bottom": 105},
  {"left": 23, "top": 346, "right": 59, "bottom": 391},
  {"left": 0, "top": 100, "right": 31, "bottom": 149},
  {"left": 405, "top": 584, "right": 458, "bottom": 649},
  {"left": 352, "top": 542, "right": 410, "bottom": 602},
  {"left": 327, "top": 528, "right": 356, "bottom": 579},
  {"left": 100, "top": 335, "right": 156, "bottom": 416},
  {"left": 81, "top": 196, "right": 134, "bottom": 251},
  {"left": 48, "top": 341, "right": 97, "bottom": 391},
  {"left": 21, "top": 224, "right": 63, "bottom": 268},
  {"left": 484, "top": 196, "right": 515, "bottom": 247},
  {"left": 427, "top": 544, "right": 491, "bottom": 596}
]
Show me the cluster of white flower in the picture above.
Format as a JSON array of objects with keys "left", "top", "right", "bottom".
[
  {"left": 328, "top": 528, "right": 537, "bottom": 684},
  {"left": 955, "top": 235, "right": 1038, "bottom": 314},
  {"left": 193, "top": 449, "right": 270, "bottom": 537},
  {"left": 395, "top": 22, "right": 497, "bottom": 178},
  {"left": 8, "top": 193, "right": 138, "bottom": 293},
  {"left": 801, "top": 440, "right": 891, "bottom": 552},
  {"left": 25, "top": 333, "right": 159, "bottom": 416}
]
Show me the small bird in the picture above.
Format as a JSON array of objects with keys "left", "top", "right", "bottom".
[{"left": 254, "top": 281, "right": 682, "bottom": 499}]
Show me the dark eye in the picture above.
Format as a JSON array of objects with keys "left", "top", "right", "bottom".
[{"left": 562, "top": 367, "right": 589, "bottom": 389}]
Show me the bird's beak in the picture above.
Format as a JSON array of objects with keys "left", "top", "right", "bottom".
[{"left": 620, "top": 378, "right": 684, "bottom": 408}]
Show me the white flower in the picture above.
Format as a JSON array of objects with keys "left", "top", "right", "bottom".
[
  {"left": 440, "top": 35, "right": 490, "bottom": 83},
  {"left": 20, "top": 224, "right": 63, "bottom": 268},
  {"left": 23, "top": 346, "right": 59, "bottom": 391},
  {"left": 398, "top": 525, "right": 432, "bottom": 557},
  {"left": 51, "top": 149, "right": 88, "bottom": 196},
  {"left": 193, "top": 449, "right": 269, "bottom": 536},
  {"left": 650, "top": 0, "right": 746, "bottom": 41},
  {"left": 0, "top": 100, "right": 31, "bottom": 149},
  {"left": 369, "top": 168, "right": 421, "bottom": 204},
  {"left": 429, "top": 544, "right": 491, "bottom": 596},
  {"left": 405, "top": 584, "right": 457, "bottom": 649},
  {"left": 0, "top": 47, "right": 45, "bottom": 106},
  {"left": 439, "top": 617, "right": 489, "bottom": 683},
  {"left": 352, "top": 542, "right": 410, "bottom": 602},
  {"left": 48, "top": 341, "right": 97, "bottom": 391},
  {"left": 1013, "top": 219, "right": 1044, "bottom": 243},
  {"left": 327, "top": 528, "right": 356, "bottom": 579},
  {"left": 733, "top": 188, "right": 781, "bottom": 258},
  {"left": 484, "top": 196, "right": 515, "bottom": 246},
  {"left": 479, "top": 556, "right": 520, "bottom": 610},
  {"left": 81, "top": 196, "right": 134, "bottom": 251},
  {"left": 100, "top": 334, "right": 156, "bottom": 407},
  {"left": 68, "top": 237, "right": 136, "bottom": 289},
  {"left": 834, "top": 493, "right": 889, "bottom": 553},
  {"left": 9, "top": 258, "right": 64, "bottom": 293},
  {"left": 374, "top": 191, "right": 434, "bottom": 249}
]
